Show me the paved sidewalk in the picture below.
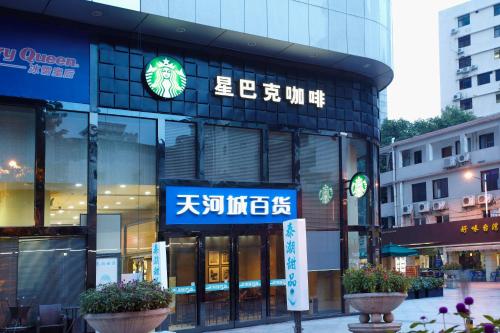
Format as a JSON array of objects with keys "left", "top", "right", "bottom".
[{"left": 217, "top": 282, "right": 500, "bottom": 333}]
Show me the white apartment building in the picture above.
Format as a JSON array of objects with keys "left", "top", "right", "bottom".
[
  {"left": 439, "top": 0, "right": 500, "bottom": 116},
  {"left": 380, "top": 114, "right": 500, "bottom": 280}
]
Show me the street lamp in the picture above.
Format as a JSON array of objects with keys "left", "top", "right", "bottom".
[{"left": 464, "top": 171, "right": 489, "bottom": 216}]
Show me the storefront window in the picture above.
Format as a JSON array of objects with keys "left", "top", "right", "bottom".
[
  {"left": 0, "top": 106, "right": 35, "bottom": 227},
  {"left": 17, "top": 237, "right": 86, "bottom": 306},
  {"left": 97, "top": 115, "right": 157, "bottom": 280},
  {"left": 307, "top": 270, "right": 341, "bottom": 314},
  {"left": 204, "top": 126, "right": 260, "bottom": 182},
  {"left": 164, "top": 121, "right": 196, "bottom": 179},
  {"left": 45, "top": 111, "right": 88, "bottom": 226},
  {"left": 300, "top": 135, "right": 340, "bottom": 230},
  {"left": 348, "top": 231, "right": 369, "bottom": 268},
  {"left": 269, "top": 132, "right": 292, "bottom": 183},
  {"left": 344, "top": 138, "right": 369, "bottom": 226}
]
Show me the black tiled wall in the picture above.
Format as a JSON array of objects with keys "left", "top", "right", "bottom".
[{"left": 97, "top": 41, "right": 380, "bottom": 140}]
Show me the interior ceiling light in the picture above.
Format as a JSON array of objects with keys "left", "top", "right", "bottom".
[
  {"left": 119, "top": 184, "right": 126, "bottom": 188},
  {"left": 129, "top": 197, "right": 135, "bottom": 200},
  {"left": 145, "top": 191, "right": 151, "bottom": 195},
  {"left": 104, "top": 190, "right": 111, "bottom": 195},
  {"left": 75, "top": 183, "right": 83, "bottom": 187}
]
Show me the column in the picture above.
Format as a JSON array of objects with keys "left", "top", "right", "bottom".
[
  {"left": 427, "top": 143, "right": 433, "bottom": 161},
  {"left": 484, "top": 251, "right": 497, "bottom": 281}
]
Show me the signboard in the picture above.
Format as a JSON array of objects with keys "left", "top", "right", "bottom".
[
  {"left": 165, "top": 186, "right": 297, "bottom": 225},
  {"left": 144, "top": 56, "right": 187, "bottom": 99},
  {"left": 283, "top": 218, "right": 309, "bottom": 311},
  {"left": 152, "top": 241, "right": 168, "bottom": 289},
  {"left": 349, "top": 172, "right": 370, "bottom": 198},
  {"left": 0, "top": 14, "right": 89, "bottom": 103},
  {"left": 214, "top": 76, "right": 326, "bottom": 108},
  {"left": 96, "top": 257, "right": 118, "bottom": 286},
  {"left": 318, "top": 184, "right": 334, "bottom": 205}
]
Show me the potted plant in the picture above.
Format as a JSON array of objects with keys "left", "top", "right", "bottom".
[
  {"left": 425, "top": 277, "right": 444, "bottom": 298},
  {"left": 343, "top": 266, "right": 411, "bottom": 325},
  {"left": 409, "top": 277, "right": 424, "bottom": 299},
  {"left": 80, "top": 281, "right": 173, "bottom": 333}
]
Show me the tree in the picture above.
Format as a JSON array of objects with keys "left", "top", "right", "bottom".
[{"left": 380, "top": 106, "right": 476, "bottom": 146}]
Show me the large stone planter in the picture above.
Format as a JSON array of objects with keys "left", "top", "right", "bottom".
[
  {"left": 345, "top": 293, "right": 407, "bottom": 324},
  {"left": 84, "top": 308, "right": 170, "bottom": 333}
]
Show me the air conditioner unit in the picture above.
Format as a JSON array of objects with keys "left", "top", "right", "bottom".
[
  {"left": 417, "top": 201, "right": 431, "bottom": 213},
  {"left": 456, "top": 152, "right": 471, "bottom": 164},
  {"left": 462, "top": 195, "right": 475, "bottom": 207},
  {"left": 462, "top": 66, "right": 471, "bottom": 73},
  {"left": 477, "top": 193, "right": 494, "bottom": 205},
  {"left": 433, "top": 200, "right": 447, "bottom": 211},
  {"left": 453, "top": 92, "right": 462, "bottom": 101},
  {"left": 470, "top": 64, "right": 478, "bottom": 71},
  {"left": 451, "top": 28, "right": 459, "bottom": 35},
  {"left": 457, "top": 48, "right": 464, "bottom": 55},
  {"left": 443, "top": 156, "right": 457, "bottom": 169},
  {"left": 402, "top": 204, "right": 413, "bottom": 215}
]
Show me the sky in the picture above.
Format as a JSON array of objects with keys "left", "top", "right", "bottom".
[{"left": 387, "top": 0, "right": 468, "bottom": 121}]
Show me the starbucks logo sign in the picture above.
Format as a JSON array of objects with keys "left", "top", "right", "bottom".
[
  {"left": 144, "top": 56, "right": 186, "bottom": 99},
  {"left": 349, "top": 173, "right": 370, "bottom": 198},
  {"left": 318, "top": 184, "right": 334, "bottom": 205}
]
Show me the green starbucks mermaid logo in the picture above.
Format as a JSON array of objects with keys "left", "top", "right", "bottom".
[
  {"left": 318, "top": 184, "right": 334, "bottom": 205},
  {"left": 144, "top": 56, "right": 186, "bottom": 99}
]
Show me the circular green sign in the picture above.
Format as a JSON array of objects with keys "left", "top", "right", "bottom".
[
  {"left": 349, "top": 173, "right": 370, "bottom": 198},
  {"left": 319, "top": 184, "right": 334, "bottom": 205},
  {"left": 144, "top": 56, "right": 187, "bottom": 99}
]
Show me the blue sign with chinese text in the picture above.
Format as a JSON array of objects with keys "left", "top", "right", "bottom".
[
  {"left": 0, "top": 14, "right": 89, "bottom": 103},
  {"left": 165, "top": 186, "right": 297, "bottom": 225}
]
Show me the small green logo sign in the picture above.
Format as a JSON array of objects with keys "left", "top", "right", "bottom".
[
  {"left": 144, "top": 56, "right": 186, "bottom": 99},
  {"left": 349, "top": 173, "right": 369, "bottom": 198},
  {"left": 318, "top": 184, "right": 334, "bottom": 205}
]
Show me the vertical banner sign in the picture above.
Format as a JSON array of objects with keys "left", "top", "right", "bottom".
[
  {"left": 152, "top": 241, "right": 168, "bottom": 289},
  {"left": 283, "top": 218, "right": 309, "bottom": 311}
]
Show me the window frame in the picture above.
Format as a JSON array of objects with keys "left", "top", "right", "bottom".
[
  {"left": 495, "top": 25, "right": 500, "bottom": 38},
  {"left": 460, "top": 98, "right": 473, "bottom": 110},
  {"left": 458, "top": 56, "right": 471, "bottom": 69},
  {"left": 459, "top": 77, "right": 472, "bottom": 90},
  {"left": 479, "top": 132, "right": 494, "bottom": 149},
  {"left": 441, "top": 146, "right": 452, "bottom": 158},
  {"left": 457, "top": 14, "right": 470, "bottom": 27},
  {"left": 477, "top": 72, "right": 491, "bottom": 86},
  {"left": 412, "top": 182, "right": 427, "bottom": 203},
  {"left": 495, "top": 3, "right": 500, "bottom": 16},
  {"left": 458, "top": 35, "right": 471, "bottom": 48},
  {"left": 413, "top": 150, "right": 422, "bottom": 164},
  {"left": 432, "top": 178, "right": 449, "bottom": 199},
  {"left": 481, "top": 168, "right": 499, "bottom": 191}
]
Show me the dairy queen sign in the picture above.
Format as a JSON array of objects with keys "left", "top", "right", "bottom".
[{"left": 0, "top": 15, "right": 89, "bottom": 103}]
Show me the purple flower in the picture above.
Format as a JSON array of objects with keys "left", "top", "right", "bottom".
[
  {"left": 483, "top": 323, "right": 495, "bottom": 333},
  {"left": 439, "top": 307, "right": 448, "bottom": 314},
  {"left": 456, "top": 303, "right": 467, "bottom": 313},
  {"left": 420, "top": 316, "right": 427, "bottom": 320},
  {"left": 464, "top": 297, "right": 474, "bottom": 305}
]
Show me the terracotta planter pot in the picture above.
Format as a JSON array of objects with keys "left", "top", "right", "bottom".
[
  {"left": 344, "top": 293, "right": 407, "bottom": 324},
  {"left": 84, "top": 308, "right": 170, "bottom": 333}
]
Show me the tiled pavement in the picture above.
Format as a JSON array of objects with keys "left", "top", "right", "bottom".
[{"left": 216, "top": 282, "right": 500, "bottom": 333}]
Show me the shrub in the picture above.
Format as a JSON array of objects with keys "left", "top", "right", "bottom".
[
  {"left": 343, "top": 266, "right": 411, "bottom": 294},
  {"left": 409, "top": 277, "right": 444, "bottom": 291},
  {"left": 80, "top": 281, "right": 173, "bottom": 314}
]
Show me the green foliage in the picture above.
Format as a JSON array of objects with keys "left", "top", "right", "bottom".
[
  {"left": 408, "top": 277, "right": 444, "bottom": 291},
  {"left": 342, "top": 265, "right": 411, "bottom": 294},
  {"left": 80, "top": 281, "right": 173, "bottom": 314},
  {"left": 380, "top": 106, "right": 476, "bottom": 146}
]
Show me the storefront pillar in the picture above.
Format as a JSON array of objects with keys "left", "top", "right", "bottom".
[{"left": 484, "top": 251, "right": 497, "bottom": 281}]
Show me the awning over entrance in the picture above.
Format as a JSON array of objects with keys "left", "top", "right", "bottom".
[{"left": 381, "top": 244, "right": 418, "bottom": 257}]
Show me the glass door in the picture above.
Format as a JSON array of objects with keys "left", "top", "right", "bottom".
[
  {"left": 203, "top": 236, "right": 231, "bottom": 327},
  {"left": 237, "top": 235, "right": 263, "bottom": 323},
  {"left": 167, "top": 237, "right": 197, "bottom": 331},
  {"left": 268, "top": 234, "right": 287, "bottom": 317}
]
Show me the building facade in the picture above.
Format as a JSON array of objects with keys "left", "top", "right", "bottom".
[
  {"left": 380, "top": 115, "right": 500, "bottom": 281},
  {"left": 0, "top": 0, "right": 392, "bottom": 331},
  {"left": 439, "top": 0, "right": 500, "bottom": 116}
]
